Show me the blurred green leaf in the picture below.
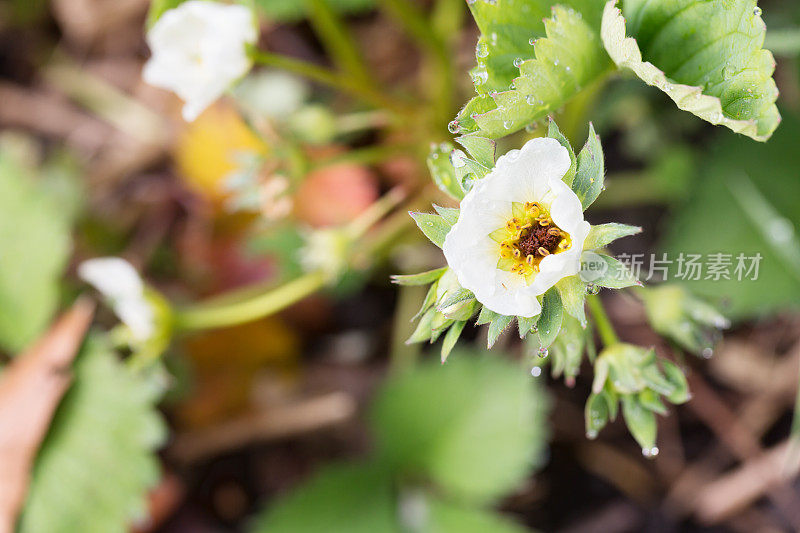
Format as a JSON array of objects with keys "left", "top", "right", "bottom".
[
  {"left": 0, "top": 155, "right": 72, "bottom": 353},
  {"left": 427, "top": 499, "right": 529, "bottom": 533},
  {"left": 250, "top": 463, "right": 397, "bottom": 533},
  {"left": 572, "top": 123, "right": 604, "bottom": 209},
  {"left": 661, "top": 110, "right": 800, "bottom": 319},
  {"left": 621, "top": 395, "right": 657, "bottom": 451},
  {"left": 372, "top": 353, "right": 548, "bottom": 504},
  {"left": 18, "top": 335, "right": 165, "bottom": 533}
]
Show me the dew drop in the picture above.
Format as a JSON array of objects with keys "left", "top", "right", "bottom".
[
  {"left": 513, "top": 57, "right": 523, "bottom": 68},
  {"left": 528, "top": 37, "right": 537, "bottom": 46},
  {"left": 753, "top": 6, "right": 762, "bottom": 16},
  {"left": 701, "top": 347, "right": 714, "bottom": 359},
  {"left": 530, "top": 366, "right": 542, "bottom": 377},
  {"left": 586, "top": 429, "right": 598, "bottom": 439},
  {"left": 447, "top": 120, "right": 459, "bottom": 134},
  {"left": 503, "top": 120, "right": 512, "bottom": 129},
  {"left": 476, "top": 41, "right": 489, "bottom": 58},
  {"left": 586, "top": 283, "right": 600, "bottom": 295},
  {"left": 537, "top": 347, "right": 549, "bottom": 358},
  {"left": 525, "top": 94, "right": 536, "bottom": 106},
  {"left": 642, "top": 446, "right": 659, "bottom": 459},
  {"left": 525, "top": 123, "right": 537, "bottom": 133}
]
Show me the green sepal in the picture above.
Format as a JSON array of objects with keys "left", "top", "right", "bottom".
[
  {"left": 637, "top": 389, "right": 668, "bottom": 416},
  {"left": 391, "top": 266, "right": 448, "bottom": 286},
  {"left": 537, "top": 287, "right": 563, "bottom": 350},
  {"left": 555, "top": 275, "right": 587, "bottom": 327},
  {"left": 621, "top": 395, "right": 657, "bottom": 451},
  {"left": 550, "top": 316, "right": 587, "bottom": 380},
  {"left": 476, "top": 306, "right": 499, "bottom": 326},
  {"left": 455, "top": 134, "right": 496, "bottom": 168},
  {"left": 517, "top": 315, "right": 538, "bottom": 339},
  {"left": 441, "top": 320, "right": 467, "bottom": 363},
  {"left": 584, "top": 223, "right": 641, "bottom": 250},
  {"left": 430, "top": 314, "right": 455, "bottom": 343},
  {"left": 547, "top": 119, "right": 577, "bottom": 187},
  {"left": 413, "top": 282, "right": 439, "bottom": 321},
  {"left": 409, "top": 211, "right": 451, "bottom": 248},
  {"left": 572, "top": 123, "right": 604, "bottom": 210},
  {"left": 487, "top": 314, "right": 513, "bottom": 349},
  {"left": 407, "top": 308, "right": 436, "bottom": 344},
  {"left": 592, "top": 254, "right": 641, "bottom": 288},
  {"left": 661, "top": 360, "right": 690, "bottom": 404},
  {"left": 585, "top": 392, "right": 610, "bottom": 438},
  {"left": 432, "top": 205, "right": 460, "bottom": 226},
  {"left": 427, "top": 142, "right": 464, "bottom": 201}
]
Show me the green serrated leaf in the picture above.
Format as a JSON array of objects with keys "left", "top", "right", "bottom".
[
  {"left": 455, "top": 134, "right": 497, "bottom": 168},
  {"left": 487, "top": 314, "right": 514, "bottom": 348},
  {"left": 572, "top": 123, "right": 604, "bottom": 210},
  {"left": 457, "top": 3, "right": 612, "bottom": 138},
  {"left": 0, "top": 155, "right": 72, "bottom": 353},
  {"left": 621, "top": 395, "right": 657, "bottom": 451},
  {"left": 556, "top": 275, "right": 587, "bottom": 326},
  {"left": 372, "top": 354, "right": 548, "bottom": 503},
  {"left": 537, "top": 287, "right": 563, "bottom": 349},
  {"left": 19, "top": 335, "right": 165, "bottom": 533},
  {"left": 249, "top": 463, "right": 396, "bottom": 533},
  {"left": 550, "top": 315, "right": 586, "bottom": 379},
  {"left": 433, "top": 205, "right": 460, "bottom": 225},
  {"left": 452, "top": 150, "right": 491, "bottom": 188},
  {"left": 392, "top": 267, "right": 448, "bottom": 286},
  {"left": 547, "top": 119, "right": 577, "bottom": 186},
  {"left": 584, "top": 223, "right": 641, "bottom": 250},
  {"left": 441, "top": 320, "right": 468, "bottom": 363},
  {"left": 427, "top": 142, "right": 465, "bottom": 201},
  {"left": 409, "top": 211, "right": 451, "bottom": 249},
  {"left": 601, "top": 0, "right": 780, "bottom": 141}
]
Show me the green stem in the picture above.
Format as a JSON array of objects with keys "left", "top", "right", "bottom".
[
  {"left": 587, "top": 294, "right": 619, "bottom": 346},
  {"left": 249, "top": 48, "right": 400, "bottom": 112},
  {"left": 175, "top": 272, "right": 326, "bottom": 332}
]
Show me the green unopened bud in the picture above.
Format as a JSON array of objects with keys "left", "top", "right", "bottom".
[
  {"left": 640, "top": 285, "right": 729, "bottom": 356},
  {"left": 289, "top": 104, "right": 337, "bottom": 145}
]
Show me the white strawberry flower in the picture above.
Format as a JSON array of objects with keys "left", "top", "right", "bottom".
[
  {"left": 143, "top": 0, "right": 258, "bottom": 122},
  {"left": 442, "top": 137, "right": 590, "bottom": 318},
  {"left": 78, "top": 257, "right": 154, "bottom": 341}
]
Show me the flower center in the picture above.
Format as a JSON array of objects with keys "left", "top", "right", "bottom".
[{"left": 489, "top": 201, "right": 572, "bottom": 281}]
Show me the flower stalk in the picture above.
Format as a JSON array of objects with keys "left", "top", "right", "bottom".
[{"left": 587, "top": 294, "right": 619, "bottom": 347}]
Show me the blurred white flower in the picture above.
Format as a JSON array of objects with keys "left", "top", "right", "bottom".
[
  {"left": 442, "top": 137, "right": 590, "bottom": 317},
  {"left": 300, "top": 228, "right": 351, "bottom": 282},
  {"left": 143, "top": 1, "right": 257, "bottom": 122},
  {"left": 78, "top": 257, "right": 154, "bottom": 341}
]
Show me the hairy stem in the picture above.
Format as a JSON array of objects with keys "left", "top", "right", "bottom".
[{"left": 587, "top": 294, "right": 619, "bottom": 346}]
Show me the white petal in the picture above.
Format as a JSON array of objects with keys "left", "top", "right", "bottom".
[
  {"left": 115, "top": 299, "right": 156, "bottom": 341},
  {"left": 78, "top": 257, "right": 144, "bottom": 301},
  {"left": 549, "top": 180, "right": 585, "bottom": 234}
]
